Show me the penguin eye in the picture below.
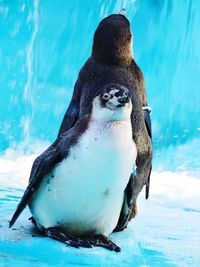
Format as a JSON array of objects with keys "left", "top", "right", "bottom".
[{"left": 102, "top": 93, "right": 110, "bottom": 100}]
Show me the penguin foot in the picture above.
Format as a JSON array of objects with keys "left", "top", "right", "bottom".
[
  {"left": 43, "top": 228, "right": 120, "bottom": 252},
  {"left": 29, "top": 216, "right": 37, "bottom": 227},
  {"left": 86, "top": 234, "right": 121, "bottom": 252},
  {"left": 45, "top": 227, "right": 92, "bottom": 248}
]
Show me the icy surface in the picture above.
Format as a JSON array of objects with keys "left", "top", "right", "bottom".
[{"left": 0, "top": 147, "right": 200, "bottom": 266}]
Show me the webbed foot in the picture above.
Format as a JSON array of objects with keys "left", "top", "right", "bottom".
[
  {"left": 45, "top": 227, "right": 92, "bottom": 248},
  {"left": 86, "top": 234, "right": 121, "bottom": 252},
  {"left": 43, "top": 227, "right": 120, "bottom": 252}
]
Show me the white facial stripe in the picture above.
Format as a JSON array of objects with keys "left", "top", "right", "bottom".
[
  {"left": 108, "top": 89, "right": 120, "bottom": 106},
  {"left": 109, "top": 89, "right": 120, "bottom": 95}
]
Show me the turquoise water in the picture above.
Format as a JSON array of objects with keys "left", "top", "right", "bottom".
[
  {"left": 0, "top": 0, "right": 200, "bottom": 266},
  {"left": 1, "top": 0, "right": 200, "bottom": 151}
]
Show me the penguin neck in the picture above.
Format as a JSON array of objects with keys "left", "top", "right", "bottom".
[
  {"left": 90, "top": 111, "right": 131, "bottom": 126},
  {"left": 91, "top": 43, "right": 133, "bottom": 66},
  {"left": 91, "top": 98, "right": 132, "bottom": 122}
]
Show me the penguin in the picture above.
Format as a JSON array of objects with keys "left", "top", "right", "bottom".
[
  {"left": 57, "top": 12, "right": 153, "bottom": 228},
  {"left": 10, "top": 84, "right": 140, "bottom": 252}
]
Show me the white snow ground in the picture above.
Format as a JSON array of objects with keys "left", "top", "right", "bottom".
[{"left": 0, "top": 144, "right": 200, "bottom": 266}]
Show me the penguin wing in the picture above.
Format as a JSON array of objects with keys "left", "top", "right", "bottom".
[
  {"left": 143, "top": 108, "right": 152, "bottom": 139},
  {"left": 114, "top": 174, "right": 135, "bottom": 232},
  {"left": 114, "top": 158, "right": 152, "bottom": 232},
  {"left": 143, "top": 108, "right": 152, "bottom": 199},
  {"left": 9, "top": 116, "right": 90, "bottom": 227},
  {"left": 129, "top": 60, "right": 153, "bottom": 200}
]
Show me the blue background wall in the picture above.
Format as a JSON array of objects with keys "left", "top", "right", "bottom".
[{"left": 0, "top": 0, "right": 199, "bottom": 172}]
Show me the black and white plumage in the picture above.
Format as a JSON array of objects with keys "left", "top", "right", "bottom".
[
  {"left": 10, "top": 85, "right": 140, "bottom": 252},
  {"left": 58, "top": 13, "right": 153, "bottom": 230}
]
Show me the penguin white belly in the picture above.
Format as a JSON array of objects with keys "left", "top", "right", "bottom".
[{"left": 30, "top": 120, "right": 137, "bottom": 236}]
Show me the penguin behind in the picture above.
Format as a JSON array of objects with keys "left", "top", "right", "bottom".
[
  {"left": 10, "top": 84, "right": 138, "bottom": 252},
  {"left": 58, "top": 13, "right": 150, "bottom": 134},
  {"left": 58, "top": 12, "right": 153, "bottom": 227}
]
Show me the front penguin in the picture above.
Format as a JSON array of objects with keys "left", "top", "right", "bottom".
[
  {"left": 10, "top": 84, "right": 139, "bottom": 252},
  {"left": 58, "top": 12, "right": 153, "bottom": 227}
]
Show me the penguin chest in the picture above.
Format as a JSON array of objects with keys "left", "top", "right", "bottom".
[{"left": 30, "top": 121, "right": 137, "bottom": 236}]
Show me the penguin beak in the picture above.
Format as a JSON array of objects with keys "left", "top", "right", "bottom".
[
  {"left": 118, "top": 94, "right": 130, "bottom": 103},
  {"left": 119, "top": 8, "right": 126, "bottom": 16},
  {"left": 116, "top": 94, "right": 131, "bottom": 108},
  {"left": 107, "top": 94, "right": 131, "bottom": 110}
]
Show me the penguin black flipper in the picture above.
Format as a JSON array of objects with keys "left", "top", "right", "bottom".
[
  {"left": 9, "top": 116, "right": 90, "bottom": 228},
  {"left": 9, "top": 145, "right": 61, "bottom": 228},
  {"left": 143, "top": 108, "right": 152, "bottom": 139},
  {"left": 113, "top": 174, "right": 134, "bottom": 232},
  {"left": 143, "top": 108, "right": 152, "bottom": 199}
]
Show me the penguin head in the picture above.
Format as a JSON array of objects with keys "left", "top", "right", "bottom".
[
  {"left": 92, "top": 83, "right": 132, "bottom": 121},
  {"left": 92, "top": 14, "right": 133, "bottom": 65}
]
